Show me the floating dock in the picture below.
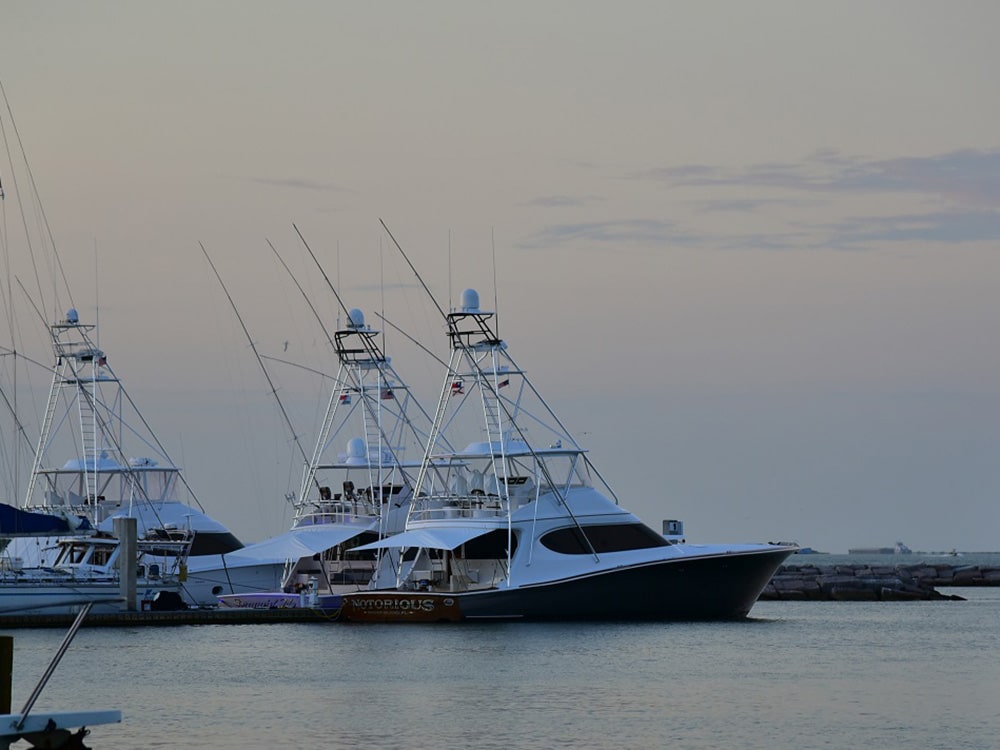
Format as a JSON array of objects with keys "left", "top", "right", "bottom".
[{"left": 0, "top": 606, "right": 340, "bottom": 629}]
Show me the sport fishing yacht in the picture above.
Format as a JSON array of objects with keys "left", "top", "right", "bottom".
[
  {"left": 342, "top": 289, "right": 796, "bottom": 621},
  {"left": 7, "top": 309, "right": 244, "bottom": 606},
  {"left": 214, "top": 307, "right": 435, "bottom": 610}
]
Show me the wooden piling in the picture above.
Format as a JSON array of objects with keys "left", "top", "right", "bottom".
[
  {"left": 1, "top": 635, "right": 12, "bottom": 714},
  {"left": 113, "top": 517, "right": 138, "bottom": 612}
]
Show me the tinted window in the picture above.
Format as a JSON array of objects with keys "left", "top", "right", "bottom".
[
  {"left": 190, "top": 531, "right": 244, "bottom": 556},
  {"left": 343, "top": 531, "right": 380, "bottom": 560},
  {"left": 461, "top": 529, "right": 517, "bottom": 559},
  {"left": 541, "top": 523, "right": 670, "bottom": 555}
]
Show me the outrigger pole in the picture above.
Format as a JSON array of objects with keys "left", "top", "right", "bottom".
[
  {"left": 288, "top": 223, "right": 443, "bottom": 444},
  {"left": 377, "top": 220, "right": 603, "bottom": 564},
  {"left": 198, "top": 242, "right": 316, "bottom": 488}
]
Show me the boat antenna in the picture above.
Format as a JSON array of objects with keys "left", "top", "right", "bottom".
[
  {"left": 292, "top": 223, "right": 358, "bottom": 324},
  {"left": 265, "top": 238, "right": 337, "bottom": 353},
  {"left": 260, "top": 354, "right": 335, "bottom": 381},
  {"left": 379, "top": 220, "right": 610, "bottom": 542},
  {"left": 380, "top": 238, "right": 386, "bottom": 349},
  {"left": 379, "top": 219, "right": 448, "bottom": 320},
  {"left": 199, "top": 242, "right": 316, "bottom": 486},
  {"left": 1, "top": 282, "right": 58, "bottom": 480},
  {"left": 291, "top": 224, "right": 403, "bottom": 392},
  {"left": 268, "top": 234, "right": 418, "bottom": 480},
  {"left": 491, "top": 226, "right": 499, "bottom": 339},
  {"left": 94, "top": 240, "right": 99, "bottom": 353},
  {"left": 372, "top": 311, "right": 449, "bottom": 370},
  {"left": 290, "top": 225, "right": 436, "bottom": 504},
  {"left": 0, "top": 78, "right": 75, "bottom": 316},
  {"left": 14, "top": 276, "right": 47, "bottom": 332}
]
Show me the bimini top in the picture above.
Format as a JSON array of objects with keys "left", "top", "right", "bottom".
[
  {"left": 440, "top": 439, "right": 584, "bottom": 459},
  {"left": 215, "top": 523, "right": 379, "bottom": 567},
  {"left": 48, "top": 453, "right": 179, "bottom": 474},
  {"left": 354, "top": 525, "right": 492, "bottom": 552}
]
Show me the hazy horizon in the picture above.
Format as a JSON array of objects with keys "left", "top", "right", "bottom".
[{"left": 1, "top": 2, "right": 997, "bottom": 553}]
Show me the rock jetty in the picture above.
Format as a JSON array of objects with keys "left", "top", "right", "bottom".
[{"left": 761, "top": 563, "right": 1000, "bottom": 602}]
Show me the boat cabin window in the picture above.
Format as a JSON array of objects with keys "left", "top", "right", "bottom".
[
  {"left": 189, "top": 531, "right": 244, "bottom": 556},
  {"left": 61, "top": 544, "right": 88, "bottom": 565},
  {"left": 460, "top": 529, "right": 518, "bottom": 559},
  {"left": 540, "top": 523, "right": 670, "bottom": 555},
  {"left": 343, "top": 532, "right": 381, "bottom": 561},
  {"left": 91, "top": 546, "right": 114, "bottom": 566},
  {"left": 403, "top": 530, "right": 518, "bottom": 562}
]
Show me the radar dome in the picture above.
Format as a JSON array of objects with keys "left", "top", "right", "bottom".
[
  {"left": 461, "top": 288, "right": 480, "bottom": 313},
  {"left": 348, "top": 308, "right": 365, "bottom": 329},
  {"left": 346, "top": 437, "right": 367, "bottom": 459},
  {"left": 66, "top": 308, "right": 79, "bottom": 324}
]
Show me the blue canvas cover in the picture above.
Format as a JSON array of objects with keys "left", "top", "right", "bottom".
[{"left": 0, "top": 503, "right": 93, "bottom": 536}]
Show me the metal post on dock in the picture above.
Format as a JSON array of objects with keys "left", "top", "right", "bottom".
[
  {"left": 15, "top": 602, "right": 94, "bottom": 731},
  {"left": 114, "top": 516, "right": 138, "bottom": 611},
  {"left": 1, "top": 635, "right": 12, "bottom": 714}
]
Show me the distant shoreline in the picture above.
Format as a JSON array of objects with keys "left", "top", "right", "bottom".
[{"left": 762, "top": 561, "right": 1000, "bottom": 601}]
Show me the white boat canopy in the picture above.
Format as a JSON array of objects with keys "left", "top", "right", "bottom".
[
  {"left": 220, "top": 524, "right": 376, "bottom": 566},
  {"left": 354, "top": 525, "right": 492, "bottom": 552}
]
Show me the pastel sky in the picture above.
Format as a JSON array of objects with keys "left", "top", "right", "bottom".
[{"left": 1, "top": 2, "right": 997, "bottom": 552}]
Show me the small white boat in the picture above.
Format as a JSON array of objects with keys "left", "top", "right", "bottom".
[
  {"left": 342, "top": 288, "right": 796, "bottom": 621},
  {"left": 1, "top": 524, "right": 192, "bottom": 616}
]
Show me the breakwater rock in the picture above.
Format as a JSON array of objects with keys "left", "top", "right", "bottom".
[{"left": 761, "top": 563, "right": 1000, "bottom": 602}]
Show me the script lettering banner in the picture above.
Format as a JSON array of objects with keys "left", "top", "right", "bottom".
[{"left": 341, "top": 592, "right": 462, "bottom": 622}]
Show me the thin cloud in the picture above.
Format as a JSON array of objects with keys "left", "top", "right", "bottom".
[
  {"left": 716, "top": 231, "right": 821, "bottom": 252},
  {"left": 635, "top": 149, "right": 1000, "bottom": 207},
  {"left": 823, "top": 210, "right": 1000, "bottom": 248},
  {"left": 696, "top": 197, "right": 814, "bottom": 213},
  {"left": 521, "top": 195, "right": 603, "bottom": 208},
  {"left": 516, "top": 150, "right": 1000, "bottom": 252},
  {"left": 621, "top": 148, "right": 1000, "bottom": 250},
  {"left": 246, "top": 176, "right": 353, "bottom": 193},
  {"left": 520, "top": 219, "right": 701, "bottom": 249}
]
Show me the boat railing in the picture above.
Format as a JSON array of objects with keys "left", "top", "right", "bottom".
[
  {"left": 294, "top": 501, "right": 381, "bottom": 528},
  {"left": 409, "top": 494, "right": 505, "bottom": 522}
]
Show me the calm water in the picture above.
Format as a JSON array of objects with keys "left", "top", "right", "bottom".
[{"left": 5, "top": 574, "right": 999, "bottom": 749}]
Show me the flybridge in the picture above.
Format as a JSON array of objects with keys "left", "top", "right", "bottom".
[
  {"left": 446, "top": 289, "right": 505, "bottom": 351},
  {"left": 334, "top": 308, "right": 390, "bottom": 366},
  {"left": 50, "top": 308, "right": 111, "bottom": 372}
]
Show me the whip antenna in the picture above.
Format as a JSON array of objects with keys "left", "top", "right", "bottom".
[
  {"left": 379, "top": 219, "right": 448, "bottom": 319},
  {"left": 199, "top": 242, "right": 315, "bottom": 485}
]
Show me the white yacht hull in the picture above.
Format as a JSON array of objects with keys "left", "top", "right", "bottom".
[
  {"left": 181, "top": 557, "right": 286, "bottom": 604},
  {"left": 0, "top": 582, "right": 180, "bottom": 616}
]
